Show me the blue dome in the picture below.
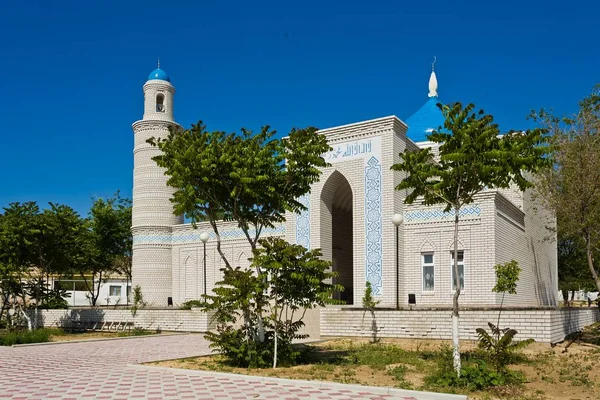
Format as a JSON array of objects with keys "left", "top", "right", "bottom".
[
  {"left": 148, "top": 68, "right": 170, "bottom": 82},
  {"left": 405, "top": 96, "right": 445, "bottom": 142}
]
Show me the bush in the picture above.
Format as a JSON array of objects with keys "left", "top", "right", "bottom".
[
  {"left": 204, "top": 323, "right": 310, "bottom": 368},
  {"left": 476, "top": 322, "right": 534, "bottom": 371},
  {"left": 205, "top": 324, "right": 274, "bottom": 368},
  {"left": 424, "top": 346, "right": 526, "bottom": 391},
  {"left": 179, "top": 300, "right": 203, "bottom": 310},
  {"left": 117, "top": 327, "right": 152, "bottom": 337},
  {"left": 0, "top": 329, "right": 52, "bottom": 346},
  {"left": 43, "top": 290, "right": 69, "bottom": 309}
]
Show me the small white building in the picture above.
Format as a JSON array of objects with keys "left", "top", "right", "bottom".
[{"left": 55, "top": 278, "right": 131, "bottom": 307}]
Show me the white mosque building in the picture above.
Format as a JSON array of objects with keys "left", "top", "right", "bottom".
[{"left": 129, "top": 63, "right": 598, "bottom": 342}]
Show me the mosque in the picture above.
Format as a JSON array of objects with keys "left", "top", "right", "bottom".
[{"left": 130, "top": 63, "right": 596, "bottom": 342}]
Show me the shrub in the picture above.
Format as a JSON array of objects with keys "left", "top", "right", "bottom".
[
  {"left": 130, "top": 285, "right": 147, "bottom": 318},
  {"left": 43, "top": 289, "right": 69, "bottom": 309},
  {"left": 201, "top": 238, "right": 341, "bottom": 369},
  {"left": 205, "top": 324, "right": 274, "bottom": 368},
  {"left": 476, "top": 322, "right": 534, "bottom": 371},
  {"left": 0, "top": 329, "right": 51, "bottom": 346},
  {"left": 179, "top": 300, "right": 203, "bottom": 310},
  {"left": 424, "top": 347, "right": 526, "bottom": 391}
]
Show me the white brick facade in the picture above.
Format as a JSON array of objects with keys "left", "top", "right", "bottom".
[
  {"left": 320, "top": 307, "right": 599, "bottom": 343},
  {"left": 131, "top": 69, "right": 566, "bottom": 341}
]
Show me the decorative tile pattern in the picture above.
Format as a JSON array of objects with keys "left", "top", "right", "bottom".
[
  {"left": 296, "top": 193, "right": 311, "bottom": 250},
  {"left": 134, "top": 225, "right": 287, "bottom": 245},
  {"left": 404, "top": 205, "right": 481, "bottom": 223},
  {"left": 364, "top": 156, "right": 383, "bottom": 295}
]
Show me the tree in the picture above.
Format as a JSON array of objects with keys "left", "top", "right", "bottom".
[
  {"left": 148, "top": 122, "right": 330, "bottom": 340},
  {"left": 391, "top": 102, "right": 548, "bottom": 375},
  {"left": 362, "top": 281, "right": 380, "bottom": 343},
  {"left": 492, "top": 260, "right": 521, "bottom": 332},
  {"left": 110, "top": 202, "right": 132, "bottom": 304},
  {"left": 0, "top": 202, "right": 84, "bottom": 328},
  {"left": 557, "top": 230, "right": 596, "bottom": 306},
  {"left": 200, "top": 237, "right": 339, "bottom": 368},
  {"left": 477, "top": 260, "right": 534, "bottom": 372},
  {"left": 0, "top": 203, "right": 38, "bottom": 329},
  {"left": 32, "top": 204, "right": 86, "bottom": 309},
  {"left": 77, "top": 194, "right": 132, "bottom": 306},
  {"left": 251, "top": 237, "right": 341, "bottom": 368},
  {"left": 534, "top": 87, "right": 600, "bottom": 294}
]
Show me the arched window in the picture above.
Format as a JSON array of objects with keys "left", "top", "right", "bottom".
[{"left": 156, "top": 94, "right": 165, "bottom": 112}]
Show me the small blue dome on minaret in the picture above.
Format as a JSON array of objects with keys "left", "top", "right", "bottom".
[{"left": 148, "top": 58, "right": 171, "bottom": 82}]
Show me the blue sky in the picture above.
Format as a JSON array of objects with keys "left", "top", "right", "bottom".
[{"left": 1, "top": 0, "right": 599, "bottom": 216}]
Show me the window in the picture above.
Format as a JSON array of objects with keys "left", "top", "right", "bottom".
[
  {"left": 109, "top": 285, "right": 122, "bottom": 297},
  {"left": 156, "top": 94, "right": 165, "bottom": 112},
  {"left": 422, "top": 253, "right": 434, "bottom": 291},
  {"left": 451, "top": 251, "right": 465, "bottom": 291}
]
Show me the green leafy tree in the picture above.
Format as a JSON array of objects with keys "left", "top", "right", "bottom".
[
  {"left": 534, "top": 86, "right": 600, "bottom": 294},
  {"left": 77, "top": 194, "right": 132, "bottom": 306},
  {"left": 33, "top": 204, "right": 87, "bottom": 307},
  {"left": 0, "top": 203, "right": 39, "bottom": 329},
  {"left": 148, "top": 122, "right": 330, "bottom": 341},
  {"left": 130, "top": 285, "right": 147, "bottom": 319},
  {"left": 201, "top": 238, "right": 339, "bottom": 368},
  {"left": 478, "top": 262, "right": 534, "bottom": 372},
  {"left": 362, "top": 281, "right": 381, "bottom": 343},
  {"left": 0, "top": 202, "right": 84, "bottom": 328},
  {"left": 391, "top": 102, "right": 548, "bottom": 375},
  {"left": 492, "top": 260, "right": 521, "bottom": 328},
  {"left": 557, "top": 231, "right": 596, "bottom": 306},
  {"left": 251, "top": 237, "right": 341, "bottom": 368}
]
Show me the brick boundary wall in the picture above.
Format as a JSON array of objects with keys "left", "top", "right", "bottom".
[
  {"left": 37, "top": 307, "right": 321, "bottom": 339},
  {"left": 320, "top": 307, "right": 600, "bottom": 343},
  {"left": 37, "top": 308, "right": 214, "bottom": 333},
  {"left": 37, "top": 307, "right": 598, "bottom": 344}
]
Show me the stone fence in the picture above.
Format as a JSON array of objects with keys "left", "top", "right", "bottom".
[
  {"left": 35, "top": 306, "right": 598, "bottom": 344},
  {"left": 37, "top": 308, "right": 214, "bottom": 333},
  {"left": 36, "top": 306, "right": 321, "bottom": 339},
  {"left": 320, "top": 307, "right": 600, "bottom": 343}
]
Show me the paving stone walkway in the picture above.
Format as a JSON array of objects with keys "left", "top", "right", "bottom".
[{"left": 0, "top": 334, "right": 465, "bottom": 400}]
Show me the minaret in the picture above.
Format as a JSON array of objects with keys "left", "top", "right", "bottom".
[{"left": 131, "top": 61, "right": 183, "bottom": 306}]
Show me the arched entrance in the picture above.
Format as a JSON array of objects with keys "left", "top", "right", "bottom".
[{"left": 320, "top": 171, "right": 354, "bottom": 304}]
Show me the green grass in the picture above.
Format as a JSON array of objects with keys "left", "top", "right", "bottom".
[
  {"left": 116, "top": 328, "right": 154, "bottom": 337},
  {"left": 0, "top": 328, "right": 58, "bottom": 346}
]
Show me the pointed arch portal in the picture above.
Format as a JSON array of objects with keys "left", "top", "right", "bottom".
[{"left": 320, "top": 171, "right": 354, "bottom": 304}]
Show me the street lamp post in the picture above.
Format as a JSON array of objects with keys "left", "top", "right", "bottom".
[
  {"left": 199, "top": 232, "right": 210, "bottom": 296},
  {"left": 391, "top": 213, "right": 403, "bottom": 309}
]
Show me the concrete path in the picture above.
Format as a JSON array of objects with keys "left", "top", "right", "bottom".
[{"left": 0, "top": 334, "right": 466, "bottom": 400}]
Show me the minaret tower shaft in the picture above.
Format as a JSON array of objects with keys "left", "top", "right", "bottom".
[{"left": 131, "top": 62, "right": 183, "bottom": 306}]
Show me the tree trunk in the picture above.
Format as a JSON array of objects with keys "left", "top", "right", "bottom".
[
  {"left": 19, "top": 305, "right": 32, "bottom": 331},
  {"left": 585, "top": 232, "right": 600, "bottom": 293},
  {"left": 496, "top": 292, "right": 505, "bottom": 338},
  {"left": 561, "top": 289, "right": 569, "bottom": 307},
  {"left": 452, "top": 209, "right": 461, "bottom": 376},
  {"left": 273, "top": 304, "right": 278, "bottom": 369}
]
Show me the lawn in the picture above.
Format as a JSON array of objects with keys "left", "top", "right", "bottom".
[{"left": 151, "top": 323, "right": 600, "bottom": 400}]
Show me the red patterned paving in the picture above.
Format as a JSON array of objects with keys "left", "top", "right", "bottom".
[{"left": 0, "top": 334, "right": 463, "bottom": 400}]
